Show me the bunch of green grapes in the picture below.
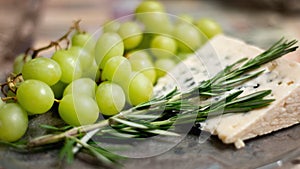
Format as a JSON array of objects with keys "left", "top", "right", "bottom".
[{"left": 0, "top": 0, "right": 223, "bottom": 143}]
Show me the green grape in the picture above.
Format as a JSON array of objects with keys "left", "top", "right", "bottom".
[
  {"left": 95, "top": 32, "right": 124, "bottom": 69},
  {"left": 101, "top": 56, "right": 132, "bottom": 85},
  {"left": 0, "top": 103, "right": 28, "bottom": 142},
  {"left": 128, "top": 51, "right": 156, "bottom": 84},
  {"left": 22, "top": 57, "right": 62, "bottom": 86},
  {"left": 137, "top": 12, "right": 173, "bottom": 35},
  {"left": 69, "top": 46, "right": 94, "bottom": 70},
  {"left": 71, "top": 32, "right": 95, "bottom": 53},
  {"left": 96, "top": 82, "right": 125, "bottom": 116},
  {"left": 155, "top": 58, "right": 176, "bottom": 78},
  {"left": 17, "top": 79, "right": 54, "bottom": 114},
  {"left": 58, "top": 94, "right": 99, "bottom": 126},
  {"left": 103, "top": 20, "right": 121, "bottom": 33},
  {"left": 195, "top": 18, "right": 222, "bottom": 39},
  {"left": 135, "top": 1, "right": 171, "bottom": 35},
  {"left": 82, "top": 60, "right": 100, "bottom": 81},
  {"left": 63, "top": 78, "right": 97, "bottom": 98},
  {"left": 13, "top": 54, "right": 32, "bottom": 74},
  {"left": 123, "top": 72, "right": 153, "bottom": 106},
  {"left": 117, "top": 21, "right": 143, "bottom": 50},
  {"left": 135, "top": 0, "right": 165, "bottom": 14},
  {"left": 173, "top": 23, "right": 203, "bottom": 53},
  {"left": 175, "top": 14, "right": 194, "bottom": 25},
  {"left": 150, "top": 35, "right": 177, "bottom": 59},
  {"left": 51, "top": 81, "right": 68, "bottom": 99},
  {"left": 51, "top": 49, "right": 82, "bottom": 84}
]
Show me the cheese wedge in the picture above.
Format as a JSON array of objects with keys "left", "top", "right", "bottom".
[{"left": 154, "top": 35, "right": 300, "bottom": 148}]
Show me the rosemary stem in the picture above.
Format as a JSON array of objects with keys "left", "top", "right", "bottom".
[{"left": 28, "top": 119, "right": 109, "bottom": 147}]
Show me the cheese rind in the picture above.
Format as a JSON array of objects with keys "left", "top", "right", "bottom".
[{"left": 154, "top": 35, "right": 300, "bottom": 148}]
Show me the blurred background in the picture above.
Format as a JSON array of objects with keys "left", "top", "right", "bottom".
[
  {"left": 0, "top": 0, "right": 299, "bottom": 85},
  {"left": 0, "top": 0, "right": 299, "bottom": 63}
]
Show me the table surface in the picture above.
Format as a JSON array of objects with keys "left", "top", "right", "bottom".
[{"left": 0, "top": 0, "right": 300, "bottom": 169}]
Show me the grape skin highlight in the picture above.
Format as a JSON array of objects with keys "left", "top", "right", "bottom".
[{"left": 96, "top": 82, "right": 126, "bottom": 116}]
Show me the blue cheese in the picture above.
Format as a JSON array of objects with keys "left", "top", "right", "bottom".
[{"left": 154, "top": 35, "right": 300, "bottom": 148}]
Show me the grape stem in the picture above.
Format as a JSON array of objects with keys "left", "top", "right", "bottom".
[
  {"left": 0, "top": 73, "right": 23, "bottom": 96},
  {"left": 25, "top": 20, "right": 82, "bottom": 59},
  {"left": 1, "top": 96, "right": 17, "bottom": 102}
]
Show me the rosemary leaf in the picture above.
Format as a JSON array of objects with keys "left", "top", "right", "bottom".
[
  {"left": 111, "top": 117, "right": 149, "bottom": 129},
  {"left": 146, "top": 129, "right": 180, "bottom": 136},
  {"left": 59, "top": 138, "right": 76, "bottom": 164},
  {"left": 124, "top": 114, "right": 161, "bottom": 120}
]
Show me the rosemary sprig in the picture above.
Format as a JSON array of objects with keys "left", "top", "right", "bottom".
[
  {"left": 2, "top": 38, "right": 297, "bottom": 164},
  {"left": 184, "top": 38, "right": 298, "bottom": 98}
]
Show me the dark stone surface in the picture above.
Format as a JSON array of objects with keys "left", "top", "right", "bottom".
[{"left": 0, "top": 120, "right": 300, "bottom": 169}]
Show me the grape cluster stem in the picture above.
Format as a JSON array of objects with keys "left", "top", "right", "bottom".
[{"left": 25, "top": 20, "right": 82, "bottom": 59}]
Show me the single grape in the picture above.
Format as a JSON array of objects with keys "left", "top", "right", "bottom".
[
  {"left": 150, "top": 35, "right": 177, "bottom": 59},
  {"left": 155, "top": 58, "right": 176, "bottom": 78},
  {"left": 58, "top": 94, "right": 99, "bottom": 126},
  {"left": 123, "top": 72, "right": 153, "bottom": 106},
  {"left": 69, "top": 46, "right": 94, "bottom": 70},
  {"left": 128, "top": 51, "right": 156, "bottom": 84},
  {"left": 117, "top": 21, "right": 143, "bottom": 50},
  {"left": 96, "top": 82, "right": 125, "bottom": 116},
  {"left": 51, "top": 81, "right": 68, "bottom": 99},
  {"left": 63, "top": 78, "right": 97, "bottom": 98},
  {"left": 135, "top": 0, "right": 165, "bottom": 14},
  {"left": 51, "top": 49, "right": 82, "bottom": 83},
  {"left": 13, "top": 54, "right": 32, "bottom": 74},
  {"left": 135, "top": 0, "right": 171, "bottom": 35},
  {"left": 22, "top": 57, "right": 62, "bottom": 86},
  {"left": 195, "top": 18, "right": 222, "bottom": 39},
  {"left": 137, "top": 12, "right": 173, "bottom": 35},
  {"left": 101, "top": 56, "right": 132, "bottom": 85},
  {"left": 95, "top": 32, "right": 124, "bottom": 69},
  {"left": 103, "top": 20, "right": 121, "bottom": 33},
  {"left": 0, "top": 103, "right": 28, "bottom": 142},
  {"left": 173, "top": 23, "right": 203, "bottom": 53},
  {"left": 17, "top": 79, "right": 54, "bottom": 114},
  {"left": 71, "top": 32, "right": 95, "bottom": 53}
]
